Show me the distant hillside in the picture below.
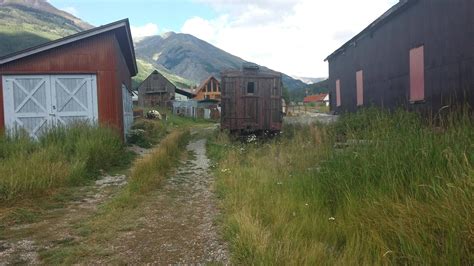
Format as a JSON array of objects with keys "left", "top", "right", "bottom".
[
  {"left": 0, "top": 0, "right": 92, "bottom": 56},
  {"left": 135, "top": 59, "right": 196, "bottom": 89},
  {"left": 289, "top": 79, "right": 330, "bottom": 101},
  {"left": 0, "top": 1, "right": 308, "bottom": 92},
  {"left": 292, "top": 76, "right": 326, "bottom": 85},
  {"left": 135, "top": 32, "right": 308, "bottom": 91}
]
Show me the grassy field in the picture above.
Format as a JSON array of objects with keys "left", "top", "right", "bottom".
[
  {"left": 0, "top": 124, "right": 128, "bottom": 203},
  {"left": 208, "top": 108, "right": 473, "bottom": 265}
]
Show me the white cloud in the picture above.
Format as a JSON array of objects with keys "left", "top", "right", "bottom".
[
  {"left": 60, "top": 6, "right": 79, "bottom": 16},
  {"left": 183, "top": 0, "right": 399, "bottom": 77},
  {"left": 131, "top": 23, "right": 160, "bottom": 39}
]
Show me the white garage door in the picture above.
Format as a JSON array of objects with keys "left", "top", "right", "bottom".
[{"left": 2, "top": 75, "right": 98, "bottom": 138}]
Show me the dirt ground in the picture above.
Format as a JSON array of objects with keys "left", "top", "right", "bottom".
[
  {"left": 0, "top": 133, "right": 228, "bottom": 264},
  {"left": 0, "top": 175, "right": 127, "bottom": 264},
  {"left": 96, "top": 138, "right": 229, "bottom": 264}
]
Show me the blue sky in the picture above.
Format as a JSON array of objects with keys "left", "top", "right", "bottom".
[
  {"left": 49, "top": 0, "right": 216, "bottom": 32},
  {"left": 48, "top": 0, "right": 398, "bottom": 78}
]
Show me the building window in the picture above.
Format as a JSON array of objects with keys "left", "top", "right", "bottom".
[
  {"left": 409, "top": 45, "right": 425, "bottom": 102},
  {"left": 356, "top": 70, "right": 364, "bottom": 106},
  {"left": 336, "top": 79, "right": 341, "bottom": 107},
  {"left": 247, "top": 82, "right": 255, "bottom": 95},
  {"left": 207, "top": 83, "right": 211, "bottom": 92}
]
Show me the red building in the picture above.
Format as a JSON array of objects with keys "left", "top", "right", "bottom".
[
  {"left": 303, "top": 93, "right": 329, "bottom": 106},
  {"left": 0, "top": 19, "right": 137, "bottom": 139}
]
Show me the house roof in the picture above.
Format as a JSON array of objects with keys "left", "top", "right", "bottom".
[
  {"left": 325, "top": 0, "right": 418, "bottom": 61},
  {"left": 0, "top": 19, "right": 138, "bottom": 76},
  {"left": 304, "top": 94, "right": 328, "bottom": 103},
  {"left": 196, "top": 76, "right": 219, "bottom": 93}
]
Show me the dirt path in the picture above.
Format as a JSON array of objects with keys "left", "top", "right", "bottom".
[
  {"left": 99, "top": 138, "right": 229, "bottom": 264},
  {"left": 0, "top": 133, "right": 229, "bottom": 264},
  {"left": 0, "top": 174, "right": 128, "bottom": 264}
]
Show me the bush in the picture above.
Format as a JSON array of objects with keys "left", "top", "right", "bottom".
[{"left": 127, "top": 119, "right": 167, "bottom": 148}]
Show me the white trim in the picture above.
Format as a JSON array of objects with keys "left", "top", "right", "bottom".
[{"left": 0, "top": 22, "right": 127, "bottom": 65}]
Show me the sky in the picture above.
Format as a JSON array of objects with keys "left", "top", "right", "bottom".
[{"left": 49, "top": 0, "right": 398, "bottom": 78}]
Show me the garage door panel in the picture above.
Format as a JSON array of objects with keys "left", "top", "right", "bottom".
[
  {"left": 3, "top": 75, "right": 98, "bottom": 139},
  {"left": 52, "top": 75, "right": 97, "bottom": 126}
]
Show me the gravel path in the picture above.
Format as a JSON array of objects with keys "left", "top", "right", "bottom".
[{"left": 108, "top": 138, "right": 229, "bottom": 264}]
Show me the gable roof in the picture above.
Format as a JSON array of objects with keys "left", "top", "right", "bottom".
[
  {"left": 0, "top": 18, "right": 138, "bottom": 76},
  {"left": 325, "top": 0, "right": 418, "bottom": 61},
  {"left": 196, "top": 76, "right": 219, "bottom": 93},
  {"left": 136, "top": 70, "right": 176, "bottom": 91},
  {"left": 304, "top": 94, "right": 328, "bottom": 103}
]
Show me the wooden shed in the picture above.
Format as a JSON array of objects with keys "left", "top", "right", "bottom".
[
  {"left": 137, "top": 70, "right": 176, "bottom": 108},
  {"left": 0, "top": 19, "right": 137, "bottom": 139},
  {"left": 326, "top": 0, "right": 474, "bottom": 113},
  {"left": 221, "top": 64, "right": 283, "bottom": 134},
  {"left": 194, "top": 76, "right": 221, "bottom": 101}
]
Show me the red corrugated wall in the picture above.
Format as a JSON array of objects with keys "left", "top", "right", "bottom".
[{"left": 0, "top": 32, "right": 132, "bottom": 137}]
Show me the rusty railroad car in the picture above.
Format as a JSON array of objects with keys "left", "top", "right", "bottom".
[
  {"left": 0, "top": 19, "right": 137, "bottom": 140},
  {"left": 221, "top": 65, "right": 283, "bottom": 134},
  {"left": 326, "top": 0, "right": 474, "bottom": 113}
]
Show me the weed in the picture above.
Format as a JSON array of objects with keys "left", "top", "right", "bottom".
[
  {"left": 0, "top": 124, "right": 124, "bottom": 202},
  {"left": 213, "top": 108, "right": 473, "bottom": 265}
]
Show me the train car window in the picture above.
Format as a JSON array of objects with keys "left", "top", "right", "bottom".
[{"left": 247, "top": 82, "right": 255, "bottom": 94}]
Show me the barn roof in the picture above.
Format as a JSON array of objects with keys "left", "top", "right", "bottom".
[
  {"left": 136, "top": 70, "right": 178, "bottom": 93},
  {"left": 176, "top": 87, "right": 196, "bottom": 98},
  {"left": 325, "top": 0, "right": 418, "bottom": 61},
  {"left": 0, "top": 19, "right": 138, "bottom": 76}
]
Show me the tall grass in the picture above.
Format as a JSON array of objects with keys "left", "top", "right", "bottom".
[
  {"left": 210, "top": 108, "right": 473, "bottom": 265},
  {"left": 0, "top": 124, "right": 125, "bottom": 202},
  {"left": 100, "top": 129, "right": 190, "bottom": 210}
]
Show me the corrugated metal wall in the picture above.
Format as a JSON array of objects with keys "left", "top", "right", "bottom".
[
  {"left": 0, "top": 32, "right": 132, "bottom": 137},
  {"left": 328, "top": 0, "right": 474, "bottom": 113}
]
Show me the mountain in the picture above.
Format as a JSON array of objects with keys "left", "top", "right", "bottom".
[
  {"left": 0, "top": 1, "right": 308, "bottom": 91},
  {"left": 289, "top": 79, "right": 330, "bottom": 102},
  {"left": 135, "top": 32, "right": 308, "bottom": 91},
  {"left": 292, "top": 76, "right": 326, "bottom": 85},
  {"left": 0, "top": 0, "right": 92, "bottom": 56}
]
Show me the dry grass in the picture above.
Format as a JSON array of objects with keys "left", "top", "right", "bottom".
[{"left": 209, "top": 108, "right": 473, "bottom": 265}]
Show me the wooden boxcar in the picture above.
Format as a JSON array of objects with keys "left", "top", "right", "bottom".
[{"left": 221, "top": 65, "right": 283, "bottom": 134}]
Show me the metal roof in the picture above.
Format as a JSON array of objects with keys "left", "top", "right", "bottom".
[
  {"left": 0, "top": 19, "right": 138, "bottom": 76},
  {"left": 325, "top": 0, "right": 418, "bottom": 61}
]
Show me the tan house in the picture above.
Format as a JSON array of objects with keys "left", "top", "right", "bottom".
[
  {"left": 137, "top": 70, "right": 176, "bottom": 107},
  {"left": 194, "top": 76, "right": 221, "bottom": 101}
]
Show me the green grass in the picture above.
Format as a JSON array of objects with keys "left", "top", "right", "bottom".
[
  {"left": 209, "top": 108, "right": 473, "bottom": 265},
  {"left": 0, "top": 124, "right": 126, "bottom": 202}
]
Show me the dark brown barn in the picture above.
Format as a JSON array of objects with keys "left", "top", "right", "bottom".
[
  {"left": 137, "top": 70, "right": 176, "bottom": 108},
  {"left": 0, "top": 19, "right": 137, "bottom": 139},
  {"left": 326, "top": 0, "right": 474, "bottom": 113},
  {"left": 221, "top": 64, "right": 283, "bottom": 134}
]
